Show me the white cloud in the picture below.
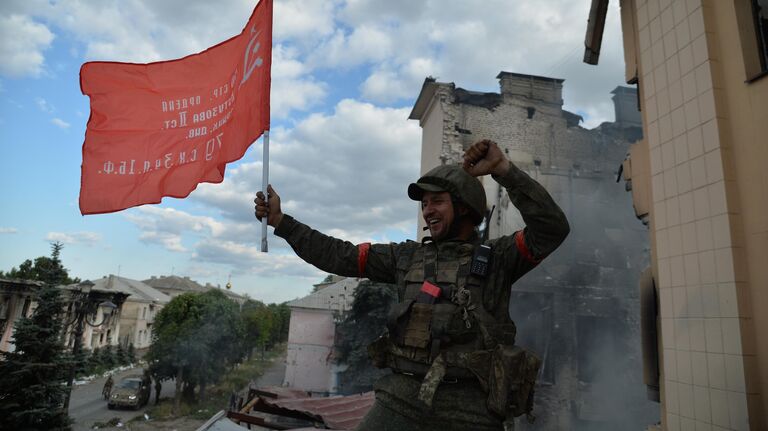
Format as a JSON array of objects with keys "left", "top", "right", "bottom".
[
  {"left": 45, "top": 231, "right": 102, "bottom": 246},
  {"left": 317, "top": 0, "right": 624, "bottom": 124},
  {"left": 360, "top": 68, "right": 409, "bottom": 104},
  {"left": 137, "top": 231, "right": 187, "bottom": 253},
  {"left": 307, "top": 25, "right": 393, "bottom": 69},
  {"left": 192, "top": 98, "right": 422, "bottom": 238},
  {"left": 124, "top": 206, "right": 227, "bottom": 252},
  {"left": 271, "top": 45, "right": 327, "bottom": 118},
  {"left": 51, "top": 118, "right": 70, "bottom": 129},
  {"left": 0, "top": 227, "right": 18, "bottom": 234},
  {"left": 274, "top": 0, "right": 337, "bottom": 43},
  {"left": 0, "top": 14, "right": 54, "bottom": 77},
  {"left": 35, "top": 97, "right": 54, "bottom": 113},
  {"left": 193, "top": 239, "right": 320, "bottom": 278}
]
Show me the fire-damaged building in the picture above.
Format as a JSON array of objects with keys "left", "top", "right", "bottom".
[{"left": 408, "top": 72, "right": 659, "bottom": 430}]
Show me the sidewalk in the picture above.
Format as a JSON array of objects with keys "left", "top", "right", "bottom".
[{"left": 252, "top": 352, "right": 286, "bottom": 387}]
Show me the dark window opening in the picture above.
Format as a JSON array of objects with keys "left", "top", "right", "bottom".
[
  {"left": 576, "top": 315, "right": 622, "bottom": 384},
  {"left": 526, "top": 107, "right": 536, "bottom": 119},
  {"left": 753, "top": 0, "right": 768, "bottom": 72}
]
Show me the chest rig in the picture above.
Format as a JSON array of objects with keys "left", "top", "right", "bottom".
[
  {"left": 391, "top": 240, "right": 506, "bottom": 357},
  {"left": 367, "top": 239, "right": 540, "bottom": 427}
]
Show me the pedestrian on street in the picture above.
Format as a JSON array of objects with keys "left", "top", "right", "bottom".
[
  {"left": 102, "top": 374, "right": 113, "bottom": 400},
  {"left": 254, "top": 139, "right": 570, "bottom": 430},
  {"left": 154, "top": 378, "right": 162, "bottom": 405}
]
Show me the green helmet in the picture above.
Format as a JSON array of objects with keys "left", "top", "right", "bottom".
[{"left": 408, "top": 164, "right": 487, "bottom": 225}]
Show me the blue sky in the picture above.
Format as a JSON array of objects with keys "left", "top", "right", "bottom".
[{"left": 0, "top": 0, "right": 626, "bottom": 303}]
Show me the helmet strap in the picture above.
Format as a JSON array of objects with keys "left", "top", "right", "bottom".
[{"left": 446, "top": 197, "right": 468, "bottom": 240}]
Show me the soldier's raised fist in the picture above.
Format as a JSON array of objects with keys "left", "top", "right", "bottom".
[{"left": 462, "top": 139, "right": 509, "bottom": 177}]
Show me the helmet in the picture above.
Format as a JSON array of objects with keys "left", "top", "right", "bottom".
[{"left": 408, "top": 164, "right": 486, "bottom": 225}]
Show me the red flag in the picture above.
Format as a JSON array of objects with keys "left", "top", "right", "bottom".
[{"left": 79, "top": 0, "right": 272, "bottom": 215}]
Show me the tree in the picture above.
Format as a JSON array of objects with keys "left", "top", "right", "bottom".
[
  {"left": 126, "top": 343, "right": 136, "bottom": 364},
  {"left": 241, "top": 300, "right": 291, "bottom": 360},
  {"left": 99, "top": 345, "right": 116, "bottom": 370},
  {"left": 241, "top": 299, "right": 269, "bottom": 359},
  {"left": 146, "top": 290, "right": 245, "bottom": 413},
  {"left": 0, "top": 242, "right": 80, "bottom": 285},
  {"left": 270, "top": 302, "right": 291, "bottom": 346},
  {"left": 115, "top": 343, "right": 128, "bottom": 366},
  {"left": 0, "top": 286, "right": 72, "bottom": 430},
  {"left": 87, "top": 347, "right": 103, "bottom": 371},
  {"left": 334, "top": 281, "right": 398, "bottom": 394},
  {"left": 74, "top": 347, "right": 90, "bottom": 377}
]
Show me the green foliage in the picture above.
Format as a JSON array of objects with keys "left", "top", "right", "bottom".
[
  {"left": 241, "top": 300, "right": 290, "bottom": 358},
  {"left": 115, "top": 343, "right": 128, "bottom": 366},
  {"left": 0, "top": 242, "right": 80, "bottom": 285},
  {"left": 87, "top": 347, "right": 103, "bottom": 371},
  {"left": 74, "top": 347, "right": 90, "bottom": 376},
  {"left": 146, "top": 290, "right": 246, "bottom": 403},
  {"left": 218, "top": 348, "right": 282, "bottom": 391},
  {"left": 334, "top": 281, "right": 398, "bottom": 394},
  {"left": 74, "top": 342, "right": 133, "bottom": 379},
  {"left": 0, "top": 286, "right": 72, "bottom": 430},
  {"left": 126, "top": 343, "right": 136, "bottom": 364},
  {"left": 99, "top": 345, "right": 116, "bottom": 369}
]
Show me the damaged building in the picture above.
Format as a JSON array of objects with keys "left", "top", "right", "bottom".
[{"left": 408, "top": 72, "right": 659, "bottom": 430}]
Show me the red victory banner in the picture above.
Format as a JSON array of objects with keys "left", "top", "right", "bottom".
[{"left": 79, "top": 0, "right": 272, "bottom": 215}]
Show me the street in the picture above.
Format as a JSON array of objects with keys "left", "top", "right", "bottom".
[{"left": 68, "top": 367, "right": 175, "bottom": 431}]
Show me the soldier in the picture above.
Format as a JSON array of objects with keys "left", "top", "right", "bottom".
[
  {"left": 154, "top": 378, "right": 162, "bottom": 405},
  {"left": 102, "top": 374, "right": 113, "bottom": 400},
  {"left": 254, "top": 139, "right": 569, "bottom": 431}
]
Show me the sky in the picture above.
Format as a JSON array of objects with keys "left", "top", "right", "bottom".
[{"left": 0, "top": 0, "right": 626, "bottom": 304}]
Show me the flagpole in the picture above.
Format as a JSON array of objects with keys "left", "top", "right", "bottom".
[{"left": 260, "top": 130, "right": 270, "bottom": 252}]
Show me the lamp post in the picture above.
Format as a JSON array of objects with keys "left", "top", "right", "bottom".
[{"left": 62, "top": 280, "right": 119, "bottom": 412}]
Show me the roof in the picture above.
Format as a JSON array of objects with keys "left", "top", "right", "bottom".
[
  {"left": 496, "top": 71, "right": 564, "bottom": 83},
  {"left": 611, "top": 86, "right": 637, "bottom": 95},
  {"left": 144, "top": 275, "right": 207, "bottom": 293},
  {"left": 453, "top": 87, "right": 502, "bottom": 110},
  {"left": 256, "top": 391, "right": 375, "bottom": 430},
  {"left": 195, "top": 411, "right": 248, "bottom": 431},
  {"left": 0, "top": 277, "right": 45, "bottom": 290},
  {"left": 92, "top": 275, "right": 171, "bottom": 304},
  {"left": 287, "top": 278, "right": 359, "bottom": 311},
  {"left": 145, "top": 275, "right": 247, "bottom": 302},
  {"left": 408, "top": 77, "right": 440, "bottom": 120}
]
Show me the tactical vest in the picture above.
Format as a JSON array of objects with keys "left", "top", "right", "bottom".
[{"left": 367, "top": 239, "right": 541, "bottom": 425}]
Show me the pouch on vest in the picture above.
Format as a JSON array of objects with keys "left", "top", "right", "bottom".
[
  {"left": 403, "top": 303, "right": 432, "bottom": 349},
  {"left": 386, "top": 299, "right": 414, "bottom": 345},
  {"left": 487, "top": 345, "right": 541, "bottom": 420},
  {"left": 367, "top": 334, "right": 388, "bottom": 368}
]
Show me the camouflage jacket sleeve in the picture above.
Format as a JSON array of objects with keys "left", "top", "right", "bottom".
[
  {"left": 489, "top": 161, "right": 570, "bottom": 286},
  {"left": 274, "top": 214, "right": 401, "bottom": 284}
]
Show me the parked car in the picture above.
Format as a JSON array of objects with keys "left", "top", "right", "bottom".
[{"left": 107, "top": 374, "right": 151, "bottom": 409}]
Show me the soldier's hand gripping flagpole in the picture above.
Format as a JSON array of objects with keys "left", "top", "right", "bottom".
[{"left": 260, "top": 130, "right": 270, "bottom": 252}]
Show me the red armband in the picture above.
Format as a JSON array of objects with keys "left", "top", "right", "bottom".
[
  {"left": 514, "top": 230, "right": 541, "bottom": 265},
  {"left": 357, "top": 242, "right": 371, "bottom": 278}
]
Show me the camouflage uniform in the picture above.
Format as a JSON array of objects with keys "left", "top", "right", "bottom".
[{"left": 275, "top": 162, "right": 569, "bottom": 431}]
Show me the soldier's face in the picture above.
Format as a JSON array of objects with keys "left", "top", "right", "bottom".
[{"left": 421, "top": 191, "right": 454, "bottom": 240}]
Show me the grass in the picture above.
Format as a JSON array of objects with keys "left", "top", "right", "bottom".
[{"left": 140, "top": 345, "right": 285, "bottom": 422}]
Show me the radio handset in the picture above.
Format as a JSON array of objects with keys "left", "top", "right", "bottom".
[{"left": 470, "top": 205, "right": 495, "bottom": 277}]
